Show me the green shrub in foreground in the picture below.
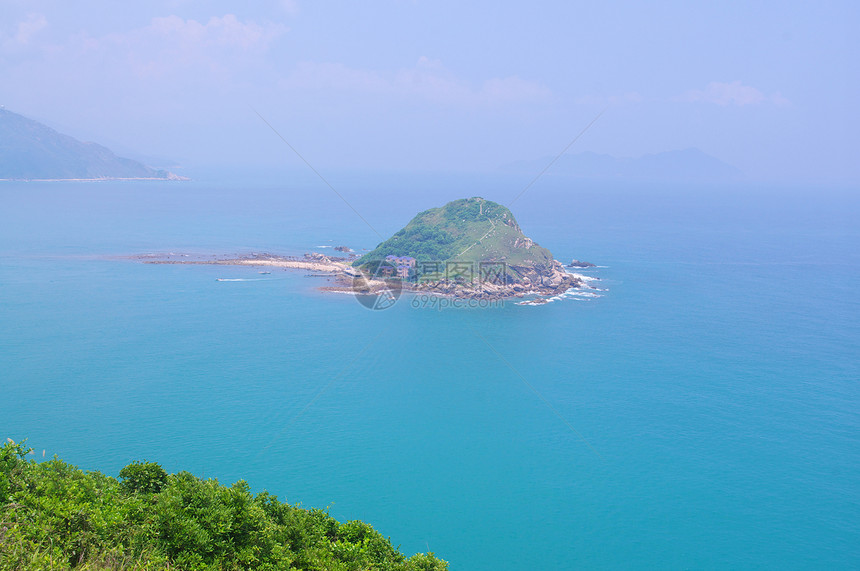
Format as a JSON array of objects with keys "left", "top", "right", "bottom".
[{"left": 0, "top": 440, "right": 448, "bottom": 570}]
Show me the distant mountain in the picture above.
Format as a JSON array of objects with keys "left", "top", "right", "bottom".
[
  {"left": 502, "top": 148, "right": 742, "bottom": 182},
  {"left": 0, "top": 108, "right": 186, "bottom": 180}
]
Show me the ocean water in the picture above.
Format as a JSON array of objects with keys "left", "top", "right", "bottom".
[{"left": 1, "top": 174, "right": 859, "bottom": 569}]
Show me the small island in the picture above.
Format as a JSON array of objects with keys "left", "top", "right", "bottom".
[
  {"left": 340, "top": 197, "right": 586, "bottom": 299},
  {"left": 138, "top": 197, "right": 596, "bottom": 303}
]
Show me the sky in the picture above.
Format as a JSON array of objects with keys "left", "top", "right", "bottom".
[{"left": 1, "top": 0, "right": 858, "bottom": 182}]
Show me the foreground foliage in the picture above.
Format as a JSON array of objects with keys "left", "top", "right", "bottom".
[{"left": 0, "top": 441, "right": 447, "bottom": 571}]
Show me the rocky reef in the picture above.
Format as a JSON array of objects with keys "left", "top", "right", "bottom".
[{"left": 409, "top": 260, "right": 582, "bottom": 300}]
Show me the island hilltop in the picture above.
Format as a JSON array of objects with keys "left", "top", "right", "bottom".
[
  {"left": 137, "top": 197, "right": 592, "bottom": 302},
  {"left": 343, "top": 197, "right": 583, "bottom": 299}
]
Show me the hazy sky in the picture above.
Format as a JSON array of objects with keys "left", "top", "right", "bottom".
[{"left": 1, "top": 0, "right": 857, "bottom": 182}]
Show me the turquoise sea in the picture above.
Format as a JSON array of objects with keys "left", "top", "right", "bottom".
[{"left": 1, "top": 174, "right": 859, "bottom": 569}]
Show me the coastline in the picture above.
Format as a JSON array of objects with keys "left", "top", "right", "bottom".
[
  {"left": 139, "top": 255, "right": 352, "bottom": 274},
  {"left": 133, "top": 252, "right": 592, "bottom": 302},
  {"left": 1, "top": 175, "right": 190, "bottom": 182}
]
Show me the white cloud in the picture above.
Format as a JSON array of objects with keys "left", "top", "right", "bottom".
[
  {"left": 15, "top": 13, "right": 47, "bottom": 44},
  {"left": 770, "top": 92, "right": 791, "bottom": 107},
  {"left": 2, "top": 13, "right": 47, "bottom": 51},
  {"left": 677, "top": 81, "right": 789, "bottom": 107},
  {"left": 142, "top": 14, "right": 283, "bottom": 52},
  {"left": 60, "top": 14, "right": 289, "bottom": 81},
  {"left": 280, "top": 57, "right": 551, "bottom": 107}
]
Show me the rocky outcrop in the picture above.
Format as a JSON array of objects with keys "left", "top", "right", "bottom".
[
  {"left": 304, "top": 252, "right": 331, "bottom": 263},
  {"left": 409, "top": 259, "right": 581, "bottom": 300}
]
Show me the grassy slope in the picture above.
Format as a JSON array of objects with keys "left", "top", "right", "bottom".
[{"left": 354, "top": 198, "right": 555, "bottom": 278}]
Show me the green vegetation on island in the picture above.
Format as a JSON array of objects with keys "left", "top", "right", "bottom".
[
  {"left": 0, "top": 440, "right": 447, "bottom": 570},
  {"left": 353, "top": 197, "right": 567, "bottom": 288}
]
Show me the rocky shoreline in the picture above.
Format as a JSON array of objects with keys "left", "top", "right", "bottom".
[
  {"left": 133, "top": 251, "right": 591, "bottom": 302},
  {"left": 1, "top": 174, "right": 190, "bottom": 182},
  {"left": 403, "top": 260, "right": 584, "bottom": 300}
]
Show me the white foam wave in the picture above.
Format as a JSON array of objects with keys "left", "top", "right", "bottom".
[
  {"left": 516, "top": 286, "right": 604, "bottom": 306},
  {"left": 565, "top": 290, "right": 602, "bottom": 298},
  {"left": 566, "top": 272, "right": 599, "bottom": 282}
]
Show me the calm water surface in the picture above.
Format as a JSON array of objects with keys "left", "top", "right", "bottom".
[{"left": 1, "top": 175, "right": 858, "bottom": 569}]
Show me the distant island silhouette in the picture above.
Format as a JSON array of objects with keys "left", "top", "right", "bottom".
[{"left": 0, "top": 108, "right": 187, "bottom": 181}]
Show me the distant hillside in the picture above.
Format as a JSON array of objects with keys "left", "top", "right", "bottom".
[
  {"left": 502, "top": 148, "right": 742, "bottom": 181},
  {"left": 0, "top": 108, "right": 185, "bottom": 180}
]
